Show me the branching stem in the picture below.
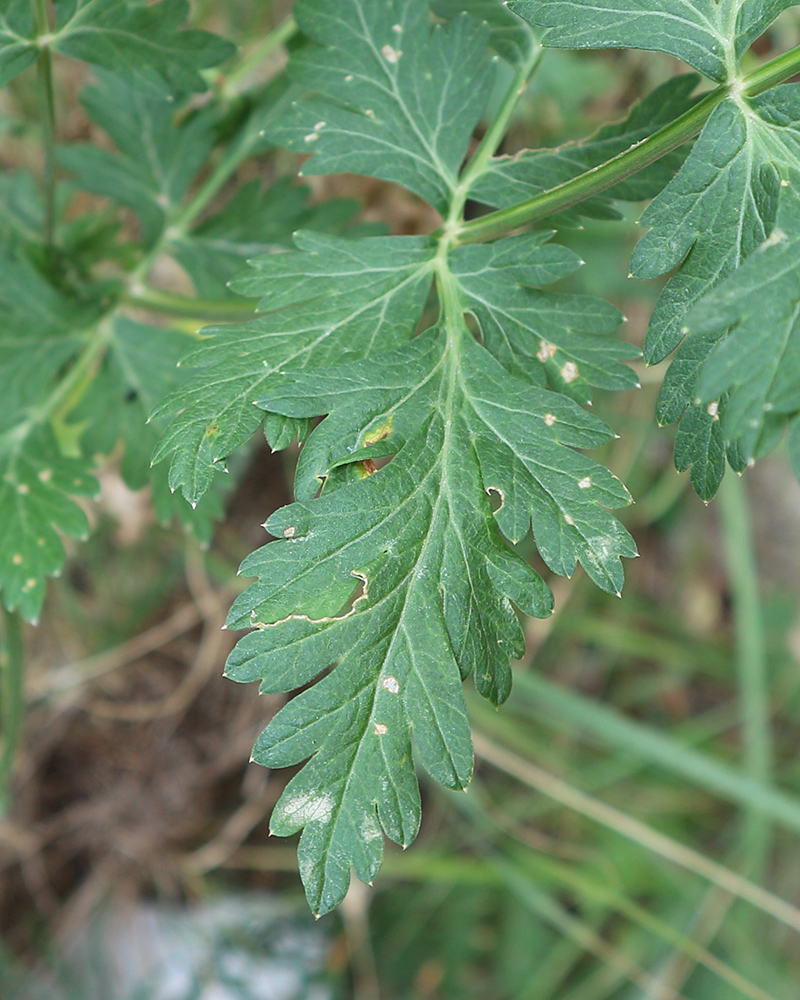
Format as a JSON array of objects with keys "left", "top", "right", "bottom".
[
  {"left": 453, "top": 41, "right": 800, "bottom": 245},
  {"left": 455, "top": 41, "right": 544, "bottom": 213}
]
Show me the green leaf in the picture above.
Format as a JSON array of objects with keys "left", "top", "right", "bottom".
[
  {"left": 431, "top": 0, "right": 538, "bottom": 66},
  {"left": 450, "top": 233, "right": 638, "bottom": 403},
  {"left": 509, "top": 0, "right": 798, "bottom": 82},
  {"left": 633, "top": 96, "right": 796, "bottom": 364},
  {"left": 469, "top": 75, "right": 700, "bottom": 223},
  {"left": 218, "top": 225, "right": 635, "bottom": 915},
  {"left": 52, "top": 0, "right": 235, "bottom": 93},
  {"left": 75, "top": 318, "right": 226, "bottom": 540},
  {"left": 655, "top": 331, "right": 730, "bottom": 501},
  {"left": 0, "top": 427, "right": 97, "bottom": 623},
  {"left": 263, "top": 0, "right": 495, "bottom": 213},
  {"left": 634, "top": 86, "right": 800, "bottom": 493},
  {"left": 152, "top": 233, "right": 438, "bottom": 503},
  {"left": 226, "top": 307, "right": 633, "bottom": 912},
  {"left": 59, "top": 74, "right": 215, "bottom": 247},
  {"left": 0, "top": 172, "right": 43, "bottom": 243},
  {"left": 0, "top": 0, "right": 233, "bottom": 91},
  {"left": 0, "top": 0, "right": 36, "bottom": 88},
  {"left": 171, "top": 178, "right": 361, "bottom": 299},
  {"left": 684, "top": 191, "right": 800, "bottom": 464},
  {"left": 186, "top": 0, "right": 637, "bottom": 914},
  {"left": 0, "top": 241, "right": 102, "bottom": 338}
]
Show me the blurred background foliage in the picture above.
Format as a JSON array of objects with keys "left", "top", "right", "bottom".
[{"left": 1, "top": 2, "right": 800, "bottom": 998}]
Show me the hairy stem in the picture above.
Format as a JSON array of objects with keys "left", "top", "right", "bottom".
[
  {"left": 0, "top": 610, "right": 24, "bottom": 813},
  {"left": 454, "top": 41, "right": 544, "bottom": 214},
  {"left": 32, "top": 0, "right": 57, "bottom": 254},
  {"left": 454, "top": 41, "right": 800, "bottom": 245}
]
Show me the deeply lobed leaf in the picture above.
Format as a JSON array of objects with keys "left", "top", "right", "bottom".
[
  {"left": 0, "top": 428, "right": 97, "bottom": 623},
  {"left": 153, "top": 0, "right": 641, "bottom": 914},
  {"left": 0, "top": 0, "right": 233, "bottom": 92},
  {"left": 684, "top": 189, "right": 800, "bottom": 465},
  {"left": 152, "top": 233, "right": 438, "bottom": 503},
  {"left": 263, "top": 0, "right": 495, "bottom": 213},
  {"left": 633, "top": 86, "right": 800, "bottom": 495},
  {"left": 59, "top": 75, "right": 216, "bottom": 247},
  {"left": 53, "top": 0, "right": 234, "bottom": 93},
  {"left": 509, "top": 0, "right": 799, "bottom": 82}
]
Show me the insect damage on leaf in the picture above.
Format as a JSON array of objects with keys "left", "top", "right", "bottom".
[{"left": 209, "top": 0, "right": 638, "bottom": 916}]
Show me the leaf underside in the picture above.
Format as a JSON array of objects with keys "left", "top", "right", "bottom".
[
  {"left": 637, "top": 88, "right": 800, "bottom": 497},
  {"left": 512, "top": 0, "right": 800, "bottom": 497},
  {"left": 509, "top": 0, "right": 798, "bottom": 83},
  {"left": 151, "top": 0, "right": 642, "bottom": 916}
]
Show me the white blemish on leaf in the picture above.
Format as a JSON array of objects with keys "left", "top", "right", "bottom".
[
  {"left": 283, "top": 526, "right": 296, "bottom": 538},
  {"left": 345, "top": 74, "right": 354, "bottom": 81},
  {"left": 564, "top": 513, "right": 575, "bottom": 526},
  {"left": 537, "top": 340, "right": 557, "bottom": 362},
  {"left": 373, "top": 723, "right": 388, "bottom": 735},
  {"left": 578, "top": 477, "right": 591, "bottom": 489},
  {"left": 544, "top": 413, "right": 557, "bottom": 427},
  {"left": 381, "top": 44, "right": 402, "bottom": 63},
  {"left": 17, "top": 483, "right": 29, "bottom": 495},
  {"left": 38, "top": 469, "right": 52, "bottom": 483},
  {"left": 361, "top": 814, "right": 382, "bottom": 842},
  {"left": 280, "top": 791, "right": 334, "bottom": 825},
  {"left": 365, "top": 108, "right": 376, "bottom": 119},
  {"left": 392, "top": 23, "right": 402, "bottom": 32},
  {"left": 23, "top": 578, "right": 37, "bottom": 591},
  {"left": 761, "top": 227, "right": 787, "bottom": 250},
  {"left": 253, "top": 570, "right": 370, "bottom": 630},
  {"left": 382, "top": 676, "right": 400, "bottom": 694},
  {"left": 304, "top": 132, "right": 319, "bottom": 143},
  {"left": 12, "top": 554, "right": 22, "bottom": 565},
  {"left": 707, "top": 401, "right": 719, "bottom": 419},
  {"left": 314, "top": 121, "right": 327, "bottom": 130},
  {"left": 587, "top": 535, "right": 620, "bottom": 563},
  {"left": 561, "top": 362, "right": 579, "bottom": 383}
]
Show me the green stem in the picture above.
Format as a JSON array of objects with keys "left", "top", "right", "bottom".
[
  {"left": 124, "top": 287, "right": 258, "bottom": 320},
  {"left": 171, "top": 144, "right": 250, "bottom": 234},
  {"left": 221, "top": 13, "right": 298, "bottom": 97},
  {"left": 454, "top": 41, "right": 800, "bottom": 245},
  {"left": 718, "top": 471, "right": 772, "bottom": 873},
  {"left": 742, "top": 41, "right": 800, "bottom": 97},
  {"left": 0, "top": 609, "right": 24, "bottom": 813},
  {"left": 37, "top": 323, "right": 112, "bottom": 426},
  {"left": 453, "top": 41, "right": 544, "bottom": 216},
  {"left": 167, "top": 16, "right": 300, "bottom": 235},
  {"left": 32, "top": 0, "right": 57, "bottom": 254}
]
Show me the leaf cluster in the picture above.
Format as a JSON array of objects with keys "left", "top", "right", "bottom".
[{"left": 3, "top": 0, "right": 800, "bottom": 919}]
